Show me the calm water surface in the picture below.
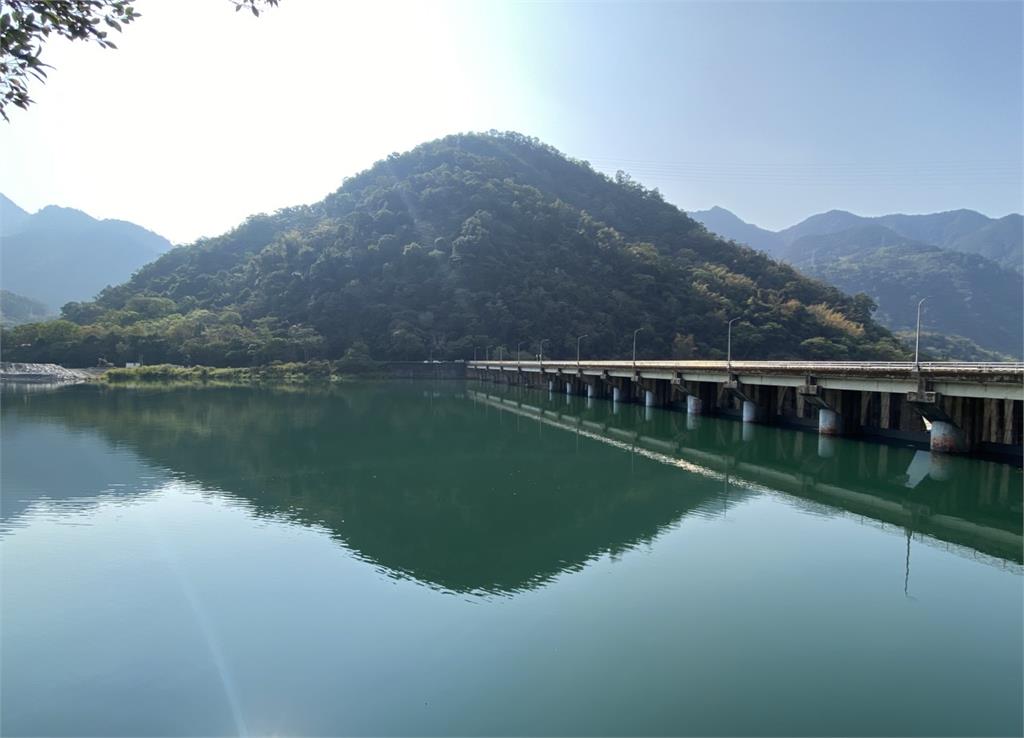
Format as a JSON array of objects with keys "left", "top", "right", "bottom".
[{"left": 1, "top": 381, "right": 1021, "bottom": 736}]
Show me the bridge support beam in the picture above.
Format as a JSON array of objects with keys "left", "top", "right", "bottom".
[{"left": 686, "top": 395, "right": 703, "bottom": 415}]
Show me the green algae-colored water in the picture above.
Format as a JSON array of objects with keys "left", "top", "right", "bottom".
[{"left": 2, "top": 381, "right": 1021, "bottom": 736}]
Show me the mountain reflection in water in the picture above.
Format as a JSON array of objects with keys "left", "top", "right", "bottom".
[{"left": 2, "top": 382, "right": 1021, "bottom": 597}]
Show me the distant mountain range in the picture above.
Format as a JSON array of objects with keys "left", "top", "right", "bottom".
[
  {"left": 691, "top": 206, "right": 1023, "bottom": 358},
  {"left": 0, "top": 194, "right": 173, "bottom": 314},
  {"left": 691, "top": 206, "right": 1022, "bottom": 271}
]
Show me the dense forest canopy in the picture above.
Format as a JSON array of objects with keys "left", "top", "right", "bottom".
[{"left": 3, "top": 131, "right": 907, "bottom": 366}]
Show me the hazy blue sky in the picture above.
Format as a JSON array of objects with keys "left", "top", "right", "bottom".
[{"left": 1, "top": 0, "right": 1020, "bottom": 242}]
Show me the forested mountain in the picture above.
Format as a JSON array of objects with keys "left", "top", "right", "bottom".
[
  {"left": 943, "top": 213, "right": 1023, "bottom": 270},
  {"left": 777, "top": 210, "right": 873, "bottom": 248},
  {"left": 783, "top": 210, "right": 1023, "bottom": 271},
  {"left": 693, "top": 206, "right": 1023, "bottom": 271},
  {"left": 3, "top": 132, "right": 906, "bottom": 367},
  {"left": 692, "top": 206, "right": 1023, "bottom": 358},
  {"left": 785, "top": 225, "right": 1022, "bottom": 357},
  {"left": 894, "top": 332, "right": 1013, "bottom": 364},
  {"left": 0, "top": 197, "right": 173, "bottom": 313},
  {"left": 0, "top": 290, "right": 51, "bottom": 326},
  {"left": 689, "top": 206, "right": 782, "bottom": 254}
]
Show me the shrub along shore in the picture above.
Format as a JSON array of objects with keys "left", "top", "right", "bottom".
[{"left": 101, "top": 360, "right": 366, "bottom": 385}]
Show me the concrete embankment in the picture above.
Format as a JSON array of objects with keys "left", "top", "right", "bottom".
[{"left": 0, "top": 362, "right": 100, "bottom": 383}]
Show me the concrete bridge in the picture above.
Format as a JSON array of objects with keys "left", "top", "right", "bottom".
[{"left": 467, "top": 360, "right": 1024, "bottom": 457}]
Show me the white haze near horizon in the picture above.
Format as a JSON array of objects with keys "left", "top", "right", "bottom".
[{"left": 0, "top": 0, "right": 1021, "bottom": 244}]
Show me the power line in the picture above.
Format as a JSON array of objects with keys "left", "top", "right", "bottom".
[{"left": 582, "top": 156, "right": 1022, "bottom": 186}]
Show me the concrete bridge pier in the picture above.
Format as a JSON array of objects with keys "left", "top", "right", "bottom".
[
  {"left": 907, "top": 388, "right": 969, "bottom": 454},
  {"left": 742, "top": 400, "right": 758, "bottom": 423},
  {"left": 608, "top": 376, "right": 636, "bottom": 403},
  {"left": 686, "top": 395, "right": 704, "bottom": 414},
  {"left": 564, "top": 373, "right": 588, "bottom": 397},
  {"left": 635, "top": 378, "right": 673, "bottom": 408},
  {"left": 801, "top": 380, "right": 845, "bottom": 437},
  {"left": 819, "top": 408, "right": 841, "bottom": 436},
  {"left": 670, "top": 377, "right": 690, "bottom": 411},
  {"left": 723, "top": 376, "right": 759, "bottom": 423},
  {"left": 930, "top": 420, "right": 968, "bottom": 454},
  {"left": 583, "top": 375, "right": 607, "bottom": 402}
]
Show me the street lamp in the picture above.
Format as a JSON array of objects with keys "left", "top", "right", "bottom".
[
  {"left": 632, "top": 327, "right": 643, "bottom": 368},
  {"left": 726, "top": 317, "right": 740, "bottom": 371},
  {"left": 576, "top": 334, "right": 588, "bottom": 367},
  {"left": 473, "top": 346, "right": 477, "bottom": 362},
  {"left": 497, "top": 346, "right": 504, "bottom": 362},
  {"left": 539, "top": 339, "right": 549, "bottom": 367},
  {"left": 517, "top": 341, "right": 524, "bottom": 367},
  {"left": 914, "top": 298, "right": 927, "bottom": 370},
  {"left": 486, "top": 345, "right": 492, "bottom": 362}
]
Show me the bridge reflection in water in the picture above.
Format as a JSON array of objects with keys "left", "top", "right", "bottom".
[
  {"left": 468, "top": 385, "right": 1022, "bottom": 572},
  {"left": 2, "top": 382, "right": 1021, "bottom": 600}
]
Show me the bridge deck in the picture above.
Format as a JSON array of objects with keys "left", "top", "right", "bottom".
[
  {"left": 468, "top": 360, "right": 1024, "bottom": 401},
  {"left": 471, "top": 360, "right": 1023, "bottom": 376}
]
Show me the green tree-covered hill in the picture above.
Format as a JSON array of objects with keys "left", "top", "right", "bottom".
[{"left": 3, "top": 132, "right": 906, "bottom": 366}]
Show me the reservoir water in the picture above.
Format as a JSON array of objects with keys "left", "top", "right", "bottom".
[{"left": 1, "top": 381, "right": 1021, "bottom": 736}]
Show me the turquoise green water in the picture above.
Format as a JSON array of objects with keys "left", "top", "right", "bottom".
[{"left": 1, "top": 381, "right": 1021, "bottom": 736}]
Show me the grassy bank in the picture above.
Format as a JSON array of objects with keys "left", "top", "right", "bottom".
[{"left": 101, "top": 361, "right": 357, "bottom": 385}]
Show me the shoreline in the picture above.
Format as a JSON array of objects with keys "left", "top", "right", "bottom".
[{"left": 2, "top": 360, "right": 466, "bottom": 387}]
